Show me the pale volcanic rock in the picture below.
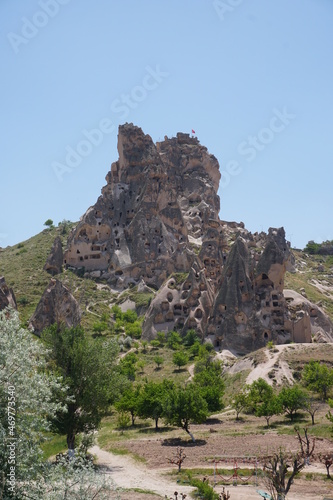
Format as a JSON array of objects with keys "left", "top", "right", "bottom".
[
  {"left": 44, "top": 236, "right": 63, "bottom": 276},
  {"left": 0, "top": 276, "right": 17, "bottom": 311},
  {"left": 64, "top": 124, "right": 221, "bottom": 290},
  {"left": 29, "top": 278, "right": 81, "bottom": 336},
  {"left": 62, "top": 124, "right": 332, "bottom": 352}
]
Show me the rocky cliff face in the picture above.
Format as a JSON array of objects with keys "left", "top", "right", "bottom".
[
  {"left": 44, "top": 236, "right": 63, "bottom": 275},
  {"left": 64, "top": 124, "right": 224, "bottom": 289},
  {"left": 0, "top": 276, "right": 17, "bottom": 311},
  {"left": 64, "top": 124, "right": 333, "bottom": 354},
  {"left": 29, "top": 278, "right": 81, "bottom": 336}
]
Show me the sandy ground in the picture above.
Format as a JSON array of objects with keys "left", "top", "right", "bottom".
[
  {"left": 90, "top": 445, "right": 194, "bottom": 497},
  {"left": 91, "top": 426, "right": 333, "bottom": 499},
  {"left": 245, "top": 345, "right": 294, "bottom": 386}
]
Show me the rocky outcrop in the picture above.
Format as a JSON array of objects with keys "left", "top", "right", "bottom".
[
  {"left": 44, "top": 236, "right": 63, "bottom": 275},
  {"left": 62, "top": 123, "right": 332, "bottom": 353},
  {"left": 0, "top": 276, "right": 17, "bottom": 311},
  {"left": 29, "top": 278, "right": 81, "bottom": 336},
  {"left": 64, "top": 124, "right": 223, "bottom": 289},
  {"left": 206, "top": 228, "right": 308, "bottom": 354},
  {"left": 142, "top": 262, "right": 215, "bottom": 340},
  {"left": 284, "top": 289, "right": 333, "bottom": 343}
]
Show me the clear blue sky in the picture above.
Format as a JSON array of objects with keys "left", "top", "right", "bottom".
[{"left": 1, "top": 0, "right": 332, "bottom": 249}]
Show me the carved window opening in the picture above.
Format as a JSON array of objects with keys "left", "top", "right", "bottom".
[{"left": 195, "top": 308, "right": 203, "bottom": 319}]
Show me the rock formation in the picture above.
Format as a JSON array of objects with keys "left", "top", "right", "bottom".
[
  {"left": 29, "top": 278, "right": 81, "bottom": 336},
  {"left": 0, "top": 276, "right": 17, "bottom": 311},
  {"left": 284, "top": 289, "right": 333, "bottom": 343},
  {"left": 44, "top": 236, "right": 63, "bottom": 275},
  {"left": 64, "top": 124, "right": 224, "bottom": 289},
  {"left": 63, "top": 123, "right": 333, "bottom": 353}
]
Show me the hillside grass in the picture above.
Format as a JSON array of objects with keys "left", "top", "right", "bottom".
[{"left": 285, "top": 250, "right": 333, "bottom": 321}]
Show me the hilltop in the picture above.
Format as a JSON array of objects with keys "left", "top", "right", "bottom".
[{"left": 0, "top": 124, "right": 333, "bottom": 354}]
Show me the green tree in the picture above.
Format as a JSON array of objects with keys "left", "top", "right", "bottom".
[
  {"left": 154, "top": 355, "right": 164, "bottom": 369},
  {"left": 0, "top": 309, "right": 66, "bottom": 497},
  {"left": 278, "top": 385, "right": 307, "bottom": 422},
  {"left": 183, "top": 328, "right": 200, "bottom": 346},
  {"left": 166, "top": 330, "right": 182, "bottom": 349},
  {"left": 156, "top": 331, "right": 166, "bottom": 345},
  {"left": 42, "top": 325, "right": 126, "bottom": 450},
  {"left": 119, "top": 352, "right": 138, "bottom": 381},
  {"left": 246, "top": 378, "right": 274, "bottom": 413},
  {"left": 302, "top": 360, "right": 333, "bottom": 400},
  {"left": 304, "top": 240, "right": 320, "bottom": 255},
  {"left": 150, "top": 339, "right": 160, "bottom": 349},
  {"left": 123, "top": 309, "right": 138, "bottom": 323},
  {"left": 246, "top": 379, "right": 282, "bottom": 426},
  {"left": 111, "top": 304, "right": 123, "bottom": 320},
  {"left": 256, "top": 394, "right": 282, "bottom": 427},
  {"left": 136, "top": 360, "right": 145, "bottom": 374},
  {"left": 44, "top": 218, "right": 54, "bottom": 228},
  {"left": 138, "top": 380, "right": 174, "bottom": 430},
  {"left": 193, "top": 361, "right": 224, "bottom": 413},
  {"left": 232, "top": 391, "right": 249, "bottom": 420},
  {"left": 173, "top": 350, "right": 189, "bottom": 371},
  {"left": 115, "top": 386, "right": 141, "bottom": 426},
  {"left": 163, "top": 383, "right": 208, "bottom": 442},
  {"left": 116, "top": 411, "right": 131, "bottom": 434}
]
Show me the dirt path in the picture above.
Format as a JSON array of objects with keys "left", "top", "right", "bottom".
[
  {"left": 246, "top": 345, "right": 294, "bottom": 386},
  {"left": 90, "top": 445, "right": 194, "bottom": 497},
  {"left": 187, "top": 363, "right": 195, "bottom": 381},
  {"left": 91, "top": 444, "right": 329, "bottom": 500}
]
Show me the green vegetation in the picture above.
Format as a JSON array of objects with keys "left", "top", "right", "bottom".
[
  {"left": 304, "top": 239, "right": 333, "bottom": 255},
  {"left": 42, "top": 324, "right": 127, "bottom": 450},
  {"left": 172, "top": 350, "right": 189, "bottom": 371},
  {"left": 44, "top": 218, "right": 54, "bottom": 228},
  {"left": 302, "top": 360, "right": 333, "bottom": 400}
]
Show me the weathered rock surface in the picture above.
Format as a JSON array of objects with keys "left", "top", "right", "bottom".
[
  {"left": 29, "top": 278, "right": 81, "bottom": 335},
  {"left": 63, "top": 124, "right": 332, "bottom": 353},
  {"left": 0, "top": 276, "right": 17, "bottom": 311},
  {"left": 284, "top": 289, "right": 333, "bottom": 343},
  {"left": 64, "top": 124, "right": 223, "bottom": 290},
  {"left": 44, "top": 236, "right": 63, "bottom": 275}
]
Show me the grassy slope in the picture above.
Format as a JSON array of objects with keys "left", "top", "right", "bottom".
[
  {"left": 1, "top": 230, "right": 333, "bottom": 467},
  {"left": 0, "top": 224, "right": 155, "bottom": 331},
  {"left": 285, "top": 250, "right": 333, "bottom": 321}
]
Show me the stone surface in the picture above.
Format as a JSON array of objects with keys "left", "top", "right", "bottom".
[
  {"left": 62, "top": 123, "right": 333, "bottom": 353},
  {"left": 29, "top": 278, "right": 81, "bottom": 336},
  {"left": 0, "top": 276, "right": 17, "bottom": 311},
  {"left": 64, "top": 123, "right": 223, "bottom": 289},
  {"left": 284, "top": 289, "right": 333, "bottom": 343},
  {"left": 44, "top": 236, "right": 63, "bottom": 275}
]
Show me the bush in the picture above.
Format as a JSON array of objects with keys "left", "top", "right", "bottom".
[
  {"left": 183, "top": 329, "right": 200, "bottom": 346},
  {"left": 191, "top": 479, "right": 219, "bottom": 499},
  {"left": 167, "top": 330, "right": 182, "bottom": 349}
]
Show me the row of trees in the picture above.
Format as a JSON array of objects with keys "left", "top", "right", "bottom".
[
  {"left": 232, "top": 378, "right": 313, "bottom": 425},
  {"left": 232, "top": 359, "right": 333, "bottom": 427},
  {"left": 115, "top": 353, "right": 225, "bottom": 441}
]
